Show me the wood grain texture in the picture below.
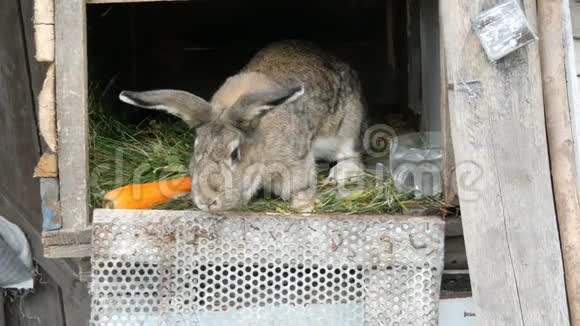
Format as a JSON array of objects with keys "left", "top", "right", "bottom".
[
  {"left": 43, "top": 228, "right": 92, "bottom": 257},
  {"left": 0, "top": 0, "right": 42, "bottom": 218},
  {"left": 566, "top": 0, "right": 580, "bottom": 190},
  {"left": 43, "top": 228, "right": 92, "bottom": 246},
  {"left": 1, "top": 1, "right": 89, "bottom": 324},
  {"left": 539, "top": 0, "right": 580, "bottom": 323},
  {"left": 79, "top": 257, "right": 91, "bottom": 282},
  {"left": 33, "top": 0, "right": 54, "bottom": 62},
  {"left": 440, "top": 31, "right": 459, "bottom": 207},
  {"left": 440, "top": 0, "right": 570, "bottom": 325},
  {"left": 44, "top": 243, "right": 92, "bottom": 258},
  {"left": 55, "top": 0, "right": 90, "bottom": 230},
  {"left": 570, "top": 0, "right": 580, "bottom": 38},
  {"left": 19, "top": 0, "right": 51, "bottom": 141},
  {"left": 0, "top": 0, "right": 80, "bottom": 296}
]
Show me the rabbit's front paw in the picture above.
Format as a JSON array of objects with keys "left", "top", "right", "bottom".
[
  {"left": 326, "top": 161, "right": 365, "bottom": 184},
  {"left": 291, "top": 189, "right": 316, "bottom": 213}
]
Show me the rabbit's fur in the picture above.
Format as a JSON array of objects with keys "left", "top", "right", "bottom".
[{"left": 120, "top": 40, "right": 366, "bottom": 211}]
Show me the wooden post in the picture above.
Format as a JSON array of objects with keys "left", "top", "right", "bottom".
[
  {"left": 568, "top": 0, "right": 580, "bottom": 190},
  {"left": 439, "top": 26, "right": 458, "bottom": 207},
  {"left": 440, "top": 0, "right": 570, "bottom": 324},
  {"left": 55, "top": 0, "right": 90, "bottom": 231},
  {"left": 538, "top": 0, "right": 580, "bottom": 324}
]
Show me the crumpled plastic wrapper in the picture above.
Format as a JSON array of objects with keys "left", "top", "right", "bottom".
[
  {"left": 0, "top": 215, "right": 34, "bottom": 289},
  {"left": 473, "top": 0, "right": 538, "bottom": 62},
  {"left": 390, "top": 132, "right": 442, "bottom": 198}
]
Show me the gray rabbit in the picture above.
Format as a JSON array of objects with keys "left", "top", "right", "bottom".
[{"left": 120, "top": 40, "right": 366, "bottom": 212}]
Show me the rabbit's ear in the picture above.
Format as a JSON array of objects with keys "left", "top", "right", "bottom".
[
  {"left": 119, "top": 90, "right": 212, "bottom": 128},
  {"left": 227, "top": 82, "right": 304, "bottom": 130}
]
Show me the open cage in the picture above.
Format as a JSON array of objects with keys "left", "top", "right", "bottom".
[{"left": 39, "top": 0, "right": 454, "bottom": 325}]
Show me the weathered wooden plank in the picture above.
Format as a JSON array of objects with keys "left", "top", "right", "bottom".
[
  {"left": 570, "top": 0, "right": 580, "bottom": 38},
  {"left": 440, "top": 41, "right": 458, "bottom": 206},
  {"left": 19, "top": 0, "right": 53, "bottom": 153},
  {"left": 44, "top": 243, "right": 93, "bottom": 258},
  {"left": 55, "top": 0, "right": 90, "bottom": 230},
  {"left": 540, "top": 0, "right": 580, "bottom": 323},
  {"left": 20, "top": 0, "right": 50, "bottom": 106},
  {"left": 43, "top": 228, "right": 92, "bottom": 246},
  {"left": 43, "top": 228, "right": 92, "bottom": 257},
  {"left": 566, "top": 1, "right": 580, "bottom": 192},
  {"left": 78, "top": 258, "right": 91, "bottom": 282},
  {"left": 0, "top": 0, "right": 42, "bottom": 217},
  {"left": 33, "top": 0, "right": 54, "bottom": 62},
  {"left": 440, "top": 0, "right": 570, "bottom": 325},
  {"left": 419, "top": 0, "right": 441, "bottom": 132},
  {"left": 0, "top": 0, "right": 80, "bottom": 299}
]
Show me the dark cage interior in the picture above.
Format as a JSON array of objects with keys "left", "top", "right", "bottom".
[
  {"left": 87, "top": 0, "right": 415, "bottom": 125},
  {"left": 85, "top": 0, "right": 448, "bottom": 215}
]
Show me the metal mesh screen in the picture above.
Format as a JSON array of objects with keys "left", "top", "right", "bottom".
[{"left": 90, "top": 210, "right": 445, "bottom": 325}]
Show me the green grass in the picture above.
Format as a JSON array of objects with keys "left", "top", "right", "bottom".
[
  {"left": 89, "top": 98, "right": 446, "bottom": 214},
  {"left": 89, "top": 97, "right": 193, "bottom": 208}
]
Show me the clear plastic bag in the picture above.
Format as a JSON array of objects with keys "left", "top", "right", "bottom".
[{"left": 389, "top": 132, "right": 442, "bottom": 198}]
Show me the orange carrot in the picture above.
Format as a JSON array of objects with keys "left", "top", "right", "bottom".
[{"left": 103, "top": 176, "right": 192, "bottom": 209}]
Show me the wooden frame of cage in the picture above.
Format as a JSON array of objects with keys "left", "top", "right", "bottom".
[{"left": 33, "top": 0, "right": 580, "bottom": 324}]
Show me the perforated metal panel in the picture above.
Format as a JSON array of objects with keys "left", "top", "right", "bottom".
[{"left": 90, "top": 210, "right": 445, "bottom": 326}]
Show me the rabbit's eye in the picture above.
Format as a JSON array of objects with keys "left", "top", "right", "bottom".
[{"left": 230, "top": 147, "right": 240, "bottom": 165}]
